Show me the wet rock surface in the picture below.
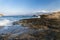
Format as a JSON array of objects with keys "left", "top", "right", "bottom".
[
  {"left": 0, "top": 29, "right": 59, "bottom": 40},
  {"left": 0, "top": 12, "right": 60, "bottom": 40},
  {"left": 12, "top": 12, "right": 60, "bottom": 40}
]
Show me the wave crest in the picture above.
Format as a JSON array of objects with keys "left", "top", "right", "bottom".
[{"left": 0, "top": 19, "right": 12, "bottom": 26}]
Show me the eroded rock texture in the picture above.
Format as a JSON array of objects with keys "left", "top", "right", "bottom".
[{"left": 11, "top": 12, "right": 60, "bottom": 40}]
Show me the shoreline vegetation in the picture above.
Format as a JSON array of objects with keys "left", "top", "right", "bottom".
[{"left": 0, "top": 11, "right": 60, "bottom": 40}]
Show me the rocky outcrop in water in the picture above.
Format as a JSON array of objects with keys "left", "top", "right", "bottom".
[
  {"left": 13, "top": 12, "right": 60, "bottom": 31},
  {"left": 12, "top": 11, "right": 60, "bottom": 40},
  {"left": 0, "top": 11, "right": 60, "bottom": 40}
]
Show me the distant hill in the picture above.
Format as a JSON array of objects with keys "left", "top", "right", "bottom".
[{"left": 0, "top": 14, "right": 4, "bottom": 16}]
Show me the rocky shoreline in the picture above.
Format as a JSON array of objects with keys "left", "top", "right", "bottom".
[
  {"left": 12, "top": 12, "right": 60, "bottom": 40},
  {"left": 0, "top": 12, "right": 60, "bottom": 40}
]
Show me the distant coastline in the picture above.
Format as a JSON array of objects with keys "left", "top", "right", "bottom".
[{"left": 0, "top": 14, "right": 4, "bottom": 17}]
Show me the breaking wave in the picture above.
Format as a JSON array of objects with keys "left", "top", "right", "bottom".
[{"left": 0, "top": 19, "right": 12, "bottom": 26}]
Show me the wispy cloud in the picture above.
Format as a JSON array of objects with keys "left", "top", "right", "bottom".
[{"left": 0, "top": 0, "right": 60, "bottom": 15}]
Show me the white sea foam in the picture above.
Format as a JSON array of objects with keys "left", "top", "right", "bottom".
[{"left": 0, "top": 19, "right": 12, "bottom": 26}]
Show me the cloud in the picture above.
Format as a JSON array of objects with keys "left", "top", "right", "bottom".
[
  {"left": 0, "top": 0, "right": 60, "bottom": 16},
  {"left": 32, "top": 10, "right": 49, "bottom": 13}
]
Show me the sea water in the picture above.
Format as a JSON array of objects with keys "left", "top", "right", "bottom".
[{"left": 0, "top": 15, "right": 35, "bottom": 34}]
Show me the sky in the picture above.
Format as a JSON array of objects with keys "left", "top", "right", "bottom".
[{"left": 0, "top": 0, "right": 60, "bottom": 15}]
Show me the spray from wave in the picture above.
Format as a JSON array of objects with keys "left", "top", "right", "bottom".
[
  {"left": 0, "top": 16, "right": 32, "bottom": 35},
  {"left": 0, "top": 19, "right": 12, "bottom": 26}
]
